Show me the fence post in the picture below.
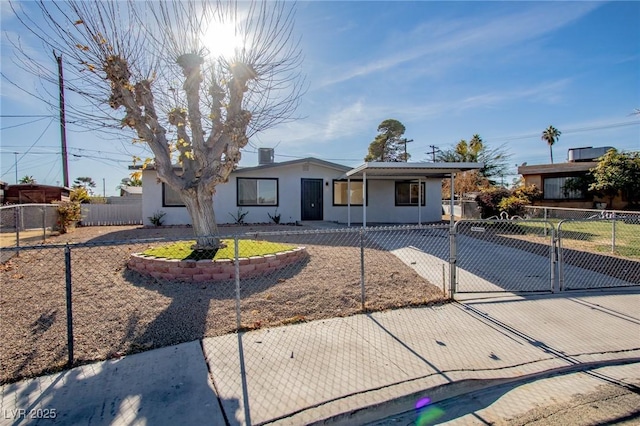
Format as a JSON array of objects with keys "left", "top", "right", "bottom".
[
  {"left": 449, "top": 223, "right": 457, "bottom": 298},
  {"left": 64, "top": 243, "right": 74, "bottom": 365},
  {"left": 611, "top": 212, "right": 616, "bottom": 253},
  {"left": 15, "top": 206, "right": 20, "bottom": 255},
  {"left": 234, "top": 235, "right": 242, "bottom": 331},
  {"left": 360, "top": 228, "right": 366, "bottom": 311},
  {"left": 42, "top": 207, "right": 47, "bottom": 242}
]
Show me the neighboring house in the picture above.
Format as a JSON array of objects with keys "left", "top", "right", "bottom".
[
  {"left": 518, "top": 146, "right": 625, "bottom": 209},
  {"left": 0, "top": 181, "right": 6, "bottom": 204},
  {"left": 135, "top": 150, "right": 481, "bottom": 226},
  {"left": 3, "top": 184, "right": 71, "bottom": 204},
  {"left": 119, "top": 185, "right": 143, "bottom": 198}
]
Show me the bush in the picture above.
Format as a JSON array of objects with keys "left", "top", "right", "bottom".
[
  {"left": 475, "top": 187, "right": 510, "bottom": 218},
  {"left": 512, "top": 185, "right": 542, "bottom": 203},
  {"left": 55, "top": 201, "right": 82, "bottom": 233},
  {"left": 498, "top": 195, "right": 528, "bottom": 217},
  {"left": 70, "top": 187, "right": 90, "bottom": 204},
  {"left": 148, "top": 210, "right": 166, "bottom": 226}
]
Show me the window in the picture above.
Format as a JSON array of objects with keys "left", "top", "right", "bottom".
[
  {"left": 395, "top": 182, "right": 426, "bottom": 206},
  {"left": 162, "top": 183, "right": 185, "bottom": 207},
  {"left": 543, "top": 177, "right": 584, "bottom": 200},
  {"left": 333, "top": 180, "right": 366, "bottom": 206},
  {"left": 237, "top": 178, "right": 278, "bottom": 206}
]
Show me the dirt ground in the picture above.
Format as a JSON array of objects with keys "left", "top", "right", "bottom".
[{"left": 0, "top": 224, "right": 447, "bottom": 384}]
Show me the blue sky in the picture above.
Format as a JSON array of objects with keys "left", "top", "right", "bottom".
[{"left": 1, "top": 1, "right": 639, "bottom": 195}]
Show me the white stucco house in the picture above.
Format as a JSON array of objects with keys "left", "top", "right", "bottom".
[{"left": 136, "top": 151, "right": 481, "bottom": 226}]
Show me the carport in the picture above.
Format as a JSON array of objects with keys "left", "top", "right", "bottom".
[{"left": 342, "top": 162, "right": 483, "bottom": 228}]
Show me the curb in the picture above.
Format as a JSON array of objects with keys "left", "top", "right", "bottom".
[{"left": 301, "top": 357, "right": 640, "bottom": 426}]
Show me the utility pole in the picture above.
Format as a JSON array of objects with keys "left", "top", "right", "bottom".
[
  {"left": 14, "top": 152, "right": 18, "bottom": 183},
  {"left": 399, "top": 138, "right": 413, "bottom": 162},
  {"left": 55, "top": 52, "right": 70, "bottom": 188},
  {"left": 428, "top": 145, "right": 440, "bottom": 162},
  {"left": 103, "top": 178, "right": 106, "bottom": 198}
]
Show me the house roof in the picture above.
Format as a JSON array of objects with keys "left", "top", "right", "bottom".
[
  {"left": 235, "top": 157, "right": 351, "bottom": 173},
  {"left": 518, "top": 162, "right": 597, "bottom": 176},
  {"left": 130, "top": 157, "right": 351, "bottom": 173},
  {"left": 121, "top": 185, "right": 143, "bottom": 195},
  {"left": 343, "top": 162, "right": 484, "bottom": 180},
  {"left": 7, "top": 183, "right": 72, "bottom": 191}
]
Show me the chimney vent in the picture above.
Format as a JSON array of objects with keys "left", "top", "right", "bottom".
[{"left": 258, "top": 148, "right": 275, "bottom": 165}]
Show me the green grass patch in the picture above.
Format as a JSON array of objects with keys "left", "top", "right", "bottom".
[{"left": 143, "top": 239, "right": 296, "bottom": 260}]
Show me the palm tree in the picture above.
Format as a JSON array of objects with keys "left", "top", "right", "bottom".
[
  {"left": 18, "top": 175, "right": 36, "bottom": 184},
  {"left": 541, "top": 125, "right": 561, "bottom": 164}
]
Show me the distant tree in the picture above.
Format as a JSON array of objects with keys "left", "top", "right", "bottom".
[
  {"left": 436, "top": 135, "right": 511, "bottom": 186},
  {"left": 589, "top": 149, "right": 640, "bottom": 208},
  {"left": 541, "top": 125, "right": 561, "bottom": 164},
  {"left": 364, "top": 119, "right": 410, "bottom": 162},
  {"left": 18, "top": 175, "right": 36, "bottom": 184},
  {"left": 73, "top": 177, "right": 97, "bottom": 195},
  {"left": 117, "top": 176, "right": 142, "bottom": 190}
]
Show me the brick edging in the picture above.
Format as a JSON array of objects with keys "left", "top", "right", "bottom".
[{"left": 127, "top": 247, "right": 308, "bottom": 282}]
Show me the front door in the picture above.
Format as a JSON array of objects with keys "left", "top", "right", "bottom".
[{"left": 301, "top": 179, "right": 323, "bottom": 220}]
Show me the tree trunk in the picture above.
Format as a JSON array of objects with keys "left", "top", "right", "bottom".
[
  {"left": 180, "top": 186, "right": 222, "bottom": 258},
  {"left": 549, "top": 145, "right": 554, "bottom": 164}
]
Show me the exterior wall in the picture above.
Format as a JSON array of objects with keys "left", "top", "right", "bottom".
[
  {"left": 328, "top": 179, "right": 442, "bottom": 224},
  {"left": 142, "top": 164, "right": 445, "bottom": 226},
  {"left": 523, "top": 172, "right": 627, "bottom": 210}
]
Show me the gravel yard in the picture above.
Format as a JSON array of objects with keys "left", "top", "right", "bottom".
[{"left": 0, "top": 225, "right": 447, "bottom": 384}]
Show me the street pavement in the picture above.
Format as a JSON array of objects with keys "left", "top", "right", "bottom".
[{"left": 2, "top": 288, "right": 638, "bottom": 425}]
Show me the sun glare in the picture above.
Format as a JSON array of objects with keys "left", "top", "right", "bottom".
[{"left": 203, "top": 21, "right": 243, "bottom": 59}]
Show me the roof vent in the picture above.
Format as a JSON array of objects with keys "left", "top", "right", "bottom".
[{"left": 258, "top": 148, "right": 275, "bottom": 165}]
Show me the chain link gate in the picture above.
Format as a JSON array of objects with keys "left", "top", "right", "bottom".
[
  {"left": 557, "top": 217, "right": 640, "bottom": 291},
  {"left": 452, "top": 219, "right": 555, "bottom": 293}
]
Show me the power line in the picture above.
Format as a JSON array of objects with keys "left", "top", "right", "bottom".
[{"left": 1, "top": 117, "right": 50, "bottom": 131}]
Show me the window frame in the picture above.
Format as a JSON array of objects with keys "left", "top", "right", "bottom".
[
  {"left": 162, "top": 183, "right": 185, "bottom": 207},
  {"left": 542, "top": 176, "right": 586, "bottom": 200},
  {"left": 332, "top": 179, "right": 368, "bottom": 206},
  {"left": 395, "top": 181, "right": 426, "bottom": 206},
  {"left": 236, "top": 177, "right": 279, "bottom": 207}
]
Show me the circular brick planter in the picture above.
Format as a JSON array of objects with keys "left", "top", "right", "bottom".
[{"left": 127, "top": 247, "right": 308, "bottom": 282}]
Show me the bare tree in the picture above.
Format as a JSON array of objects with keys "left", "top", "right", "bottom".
[{"left": 7, "top": 0, "right": 305, "bottom": 255}]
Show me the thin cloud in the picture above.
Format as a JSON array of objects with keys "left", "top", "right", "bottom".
[{"left": 317, "top": 3, "right": 601, "bottom": 88}]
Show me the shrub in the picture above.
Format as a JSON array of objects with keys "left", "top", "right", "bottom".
[
  {"left": 55, "top": 201, "right": 82, "bottom": 233},
  {"left": 267, "top": 209, "right": 281, "bottom": 224},
  {"left": 70, "top": 187, "right": 90, "bottom": 204},
  {"left": 512, "top": 184, "right": 542, "bottom": 203},
  {"left": 475, "top": 187, "right": 510, "bottom": 218},
  {"left": 148, "top": 210, "right": 166, "bottom": 226},
  {"left": 498, "top": 195, "right": 528, "bottom": 217},
  {"left": 229, "top": 208, "right": 249, "bottom": 225}
]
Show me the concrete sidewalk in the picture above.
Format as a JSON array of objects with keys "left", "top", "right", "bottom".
[{"left": 2, "top": 290, "right": 639, "bottom": 425}]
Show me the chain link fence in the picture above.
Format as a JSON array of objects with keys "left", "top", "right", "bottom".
[
  {"left": 0, "top": 225, "right": 450, "bottom": 386},
  {"left": 523, "top": 205, "right": 640, "bottom": 221},
  {"left": 558, "top": 218, "right": 640, "bottom": 290},
  {"left": 453, "top": 220, "right": 555, "bottom": 293},
  {"left": 0, "top": 204, "right": 58, "bottom": 253}
]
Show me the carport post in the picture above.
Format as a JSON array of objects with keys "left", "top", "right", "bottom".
[
  {"left": 418, "top": 178, "right": 422, "bottom": 225},
  {"left": 347, "top": 178, "right": 351, "bottom": 227},
  {"left": 362, "top": 171, "right": 367, "bottom": 228},
  {"left": 449, "top": 173, "right": 456, "bottom": 297}
]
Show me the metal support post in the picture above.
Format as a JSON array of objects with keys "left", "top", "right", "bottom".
[
  {"left": 64, "top": 244, "right": 74, "bottom": 365},
  {"left": 234, "top": 236, "right": 242, "bottom": 331},
  {"left": 360, "top": 229, "right": 366, "bottom": 310}
]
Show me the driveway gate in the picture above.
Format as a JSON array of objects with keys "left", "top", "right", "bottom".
[
  {"left": 453, "top": 219, "right": 555, "bottom": 293},
  {"left": 557, "top": 218, "right": 640, "bottom": 291}
]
